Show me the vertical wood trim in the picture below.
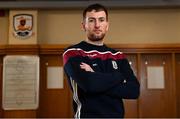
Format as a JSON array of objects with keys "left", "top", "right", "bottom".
[
  {"left": 137, "top": 53, "right": 141, "bottom": 118},
  {"left": 0, "top": 57, "right": 3, "bottom": 117},
  {"left": 176, "top": 54, "right": 180, "bottom": 117},
  {"left": 172, "top": 53, "right": 177, "bottom": 117}
]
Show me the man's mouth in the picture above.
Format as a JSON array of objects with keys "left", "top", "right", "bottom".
[{"left": 94, "top": 30, "right": 101, "bottom": 34}]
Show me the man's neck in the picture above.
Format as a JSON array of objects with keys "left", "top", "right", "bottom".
[{"left": 85, "top": 39, "right": 104, "bottom": 46}]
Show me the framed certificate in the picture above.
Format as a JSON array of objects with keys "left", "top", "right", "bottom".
[{"left": 2, "top": 55, "right": 39, "bottom": 110}]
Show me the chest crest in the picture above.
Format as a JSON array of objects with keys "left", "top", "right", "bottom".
[{"left": 112, "top": 60, "right": 118, "bottom": 70}]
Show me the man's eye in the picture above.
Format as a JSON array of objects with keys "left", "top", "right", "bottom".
[
  {"left": 99, "top": 18, "right": 105, "bottom": 22},
  {"left": 88, "top": 19, "right": 95, "bottom": 23}
]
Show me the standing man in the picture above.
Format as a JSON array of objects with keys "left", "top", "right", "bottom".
[{"left": 63, "top": 3, "right": 140, "bottom": 118}]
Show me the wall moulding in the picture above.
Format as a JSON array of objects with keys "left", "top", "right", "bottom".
[{"left": 0, "top": 44, "right": 180, "bottom": 55}]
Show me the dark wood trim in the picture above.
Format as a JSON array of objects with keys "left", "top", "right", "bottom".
[
  {"left": 39, "top": 45, "right": 65, "bottom": 55},
  {"left": 0, "top": 44, "right": 180, "bottom": 55},
  {"left": 110, "top": 44, "right": 180, "bottom": 53},
  {"left": 39, "top": 44, "right": 180, "bottom": 54},
  {"left": 0, "top": 45, "right": 6, "bottom": 55},
  {"left": 5, "top": 45, "right": 39, "bottom": 55}
]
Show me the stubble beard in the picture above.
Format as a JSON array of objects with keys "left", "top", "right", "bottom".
[{"left": 88, "top": 33, "right": 105, "bottom": 42}]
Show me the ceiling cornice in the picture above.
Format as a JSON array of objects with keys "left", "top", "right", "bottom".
[{"left": 0, "top": 0, "right": 180, "bottom": 9}]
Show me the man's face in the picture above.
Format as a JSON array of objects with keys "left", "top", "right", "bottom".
[{"left": 82, "top": 10, "right": 109, "bottom": 42}]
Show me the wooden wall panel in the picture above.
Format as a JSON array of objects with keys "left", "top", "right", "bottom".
[
  {"left": 37, "top": 55, "right": 72, "bottom": 118},
  {"left": 124, "top": 54, "right": 139, "bottom": 118},
  {"left": 140, "top": 54, "right": 176, "bottom": 118},
  {"left": 0, "top": 44, "right": 179, "bottom": 118},
  {"left": 0, "top": 45, "right": 38, "bottom": 118},
  {"left": 0, "top": 55, "right": 36, "bottom": 118}
]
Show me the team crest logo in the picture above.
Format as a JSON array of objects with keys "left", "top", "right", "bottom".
[
  {"left": 13, "top": 14, "right": 34, "bottom": 39},
  {"left": 112, "top": 60, "right": 118, "bottom": 69}
]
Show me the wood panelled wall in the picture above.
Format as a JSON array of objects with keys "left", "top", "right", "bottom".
[{"left": 0, "top": 44, "right": 180, "bottom": 118}]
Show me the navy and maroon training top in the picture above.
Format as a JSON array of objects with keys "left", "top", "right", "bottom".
[{"left": 63, "top": 41, "right": 140, "bottom": 118}]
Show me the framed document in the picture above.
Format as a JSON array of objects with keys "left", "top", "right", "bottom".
[
  {"left": 147, "top": 66, "right": 165, "bottom": 89},
  {"left": 2, "top": 55, "right": 39, "bottom": 110}
]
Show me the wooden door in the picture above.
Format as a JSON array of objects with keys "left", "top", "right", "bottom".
[
  {"left": 140, "top": 54, "right": 176, "bottom": 118},
  {"left": 37, "top": 55, "right": 72, "bottom": 118},
  {"left": 124, "top": 54, "right": 139, "bottom": 118},
  {"left": 176, "top": 54, "right": 180, "bottom": 117}
]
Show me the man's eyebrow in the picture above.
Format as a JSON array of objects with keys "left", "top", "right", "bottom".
[
  {"left": 88, "top": 17, "right": 105, "bottom": 19},
  {"left": 88, "top": 17, "right": 95, "bottom": 19}
]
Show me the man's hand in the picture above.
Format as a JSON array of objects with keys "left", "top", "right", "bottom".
[{"left": 80, "top": 62, "right": 94, "bottom": 72}]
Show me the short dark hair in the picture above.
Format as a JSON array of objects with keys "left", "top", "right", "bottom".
[{"left": 83, "top": 3, "right": 108, "bottom": 21}]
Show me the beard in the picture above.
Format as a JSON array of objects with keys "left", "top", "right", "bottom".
[{"left": 87, "top": 33, "right": 106, "bottom": 42}]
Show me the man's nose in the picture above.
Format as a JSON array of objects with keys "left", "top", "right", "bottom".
[{"left": 95, "top": 20, "right": 100, "bottom": 28}]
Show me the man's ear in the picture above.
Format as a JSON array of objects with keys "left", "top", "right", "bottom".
[
  {"left": 81, "top": 21, "right": 86, "bottom": 31},
  {"left": 106, "top": 21, "right": 109, "bottom": 31}
]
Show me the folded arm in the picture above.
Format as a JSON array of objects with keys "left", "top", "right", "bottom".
[
  {"left": 105, "top": 59, "right": 140, "bottom": 99},
  {"left": 64, "top": 57, "right": 125, "bottom": 93}
]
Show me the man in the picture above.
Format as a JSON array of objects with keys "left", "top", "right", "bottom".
[{"left": 63, "top": 3, "right": 140, "bottom": 118}]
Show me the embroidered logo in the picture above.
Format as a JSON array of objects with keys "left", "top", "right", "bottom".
[{"left": 112, "top": 60, "right": 118, "bottom": 69}]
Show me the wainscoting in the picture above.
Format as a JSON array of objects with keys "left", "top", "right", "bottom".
[{"left": 0, "top": 44, "right": 179, "bottom": 118}]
